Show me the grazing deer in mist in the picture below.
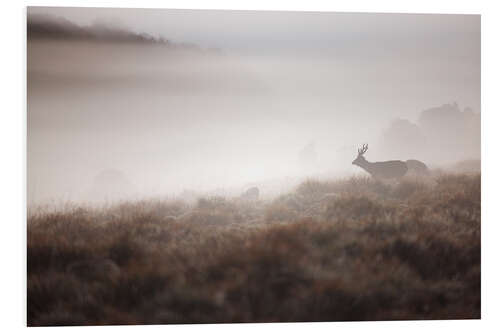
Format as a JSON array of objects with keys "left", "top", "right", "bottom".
[
  {"left": 241, "top": 187, "right": 259, "bottom": 201},
  {"left": 352, "top": 144, "right": 408, "bottom": 179}
]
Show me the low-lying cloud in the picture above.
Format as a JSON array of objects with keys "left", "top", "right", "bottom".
[{"left": 27, "top": 10, "right": 481, "bottom": 205}]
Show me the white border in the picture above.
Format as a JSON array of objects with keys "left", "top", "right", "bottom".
[{"left": 2, "top": 1, "right": 499, "bottom": 332}]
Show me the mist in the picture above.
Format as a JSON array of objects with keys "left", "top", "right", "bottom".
[{"left": 27, "top": 8, "right": 480, "bottom": 205}]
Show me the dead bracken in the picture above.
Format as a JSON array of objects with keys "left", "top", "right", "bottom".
[{"left": 27, "top": 173, "right": 480, "bottom": 325}]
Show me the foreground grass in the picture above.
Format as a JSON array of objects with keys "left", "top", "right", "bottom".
[{"left": 27, "top": 173, "right": 480, "bottom": 325}]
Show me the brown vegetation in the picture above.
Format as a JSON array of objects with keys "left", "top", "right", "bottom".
[{"left": 27, "top": 173, "right": 481, "bottom": 326}]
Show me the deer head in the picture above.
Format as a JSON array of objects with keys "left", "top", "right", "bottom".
[{"left": 352, "top": 144, "right": 368, "bottom": 166}]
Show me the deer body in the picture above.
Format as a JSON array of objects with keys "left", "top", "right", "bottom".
[
  {"left": 352, "top": 144, "right": 408, "bottom": 179},
  {"left": 406, "top": 159, "right": 429, "bottom": 176},
  {"left": 354, "top": 159, "right": 408, "bottom": 179}
]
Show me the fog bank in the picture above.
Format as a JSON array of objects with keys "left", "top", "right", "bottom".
[{"left": 27, "top": 9, "right": 480, "bottom": 204}]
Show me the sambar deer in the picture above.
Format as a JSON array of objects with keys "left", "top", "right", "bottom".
[{"left": 352, "top": 144, "right": 408, "bottom": 179}]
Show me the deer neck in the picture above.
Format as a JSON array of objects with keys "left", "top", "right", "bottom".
[{"left": 357, "top": 158, "right": 374, "bottom": 173}]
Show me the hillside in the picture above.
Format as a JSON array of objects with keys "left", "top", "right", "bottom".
[{"left": 27, "top": 173, "right": 480, "bottom": 325}]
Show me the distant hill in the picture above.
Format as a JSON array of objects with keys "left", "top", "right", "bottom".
[{"left": 27, "top": 13, "right": 196, "bottom": 49}]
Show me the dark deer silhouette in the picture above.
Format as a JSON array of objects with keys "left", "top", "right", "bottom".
[
  {"left": 352, "top": 144, "right": 408, "bottom": 179},
  {"left": 241, "top": 187, "right": 259, "bottom": 201}
]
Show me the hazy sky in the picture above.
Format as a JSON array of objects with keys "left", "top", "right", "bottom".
[
  {"left": 27, "top": 7, "right": 480, "bottom": 204},
  {"left": 28, "top": 7, "right": 480, "bottom": 56}
]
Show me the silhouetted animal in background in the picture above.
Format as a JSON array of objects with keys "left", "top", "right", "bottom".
[
  {"left": 406, "top": 159, "right": 429, "bottom": 176},
  {"left": 241, "top": 187, "right": 259, "bottom": 201},
  {"left": 352, "top": 144, "right": 408, "bottom": 179}
]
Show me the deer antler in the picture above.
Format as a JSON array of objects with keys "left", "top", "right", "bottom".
[{"left": 358, "top": 144, "right": 368, "bottom": 155}]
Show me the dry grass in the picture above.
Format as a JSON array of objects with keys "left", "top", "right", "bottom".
[{"left": 27, "top": 173, "right": 481, "bottom": 325}]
